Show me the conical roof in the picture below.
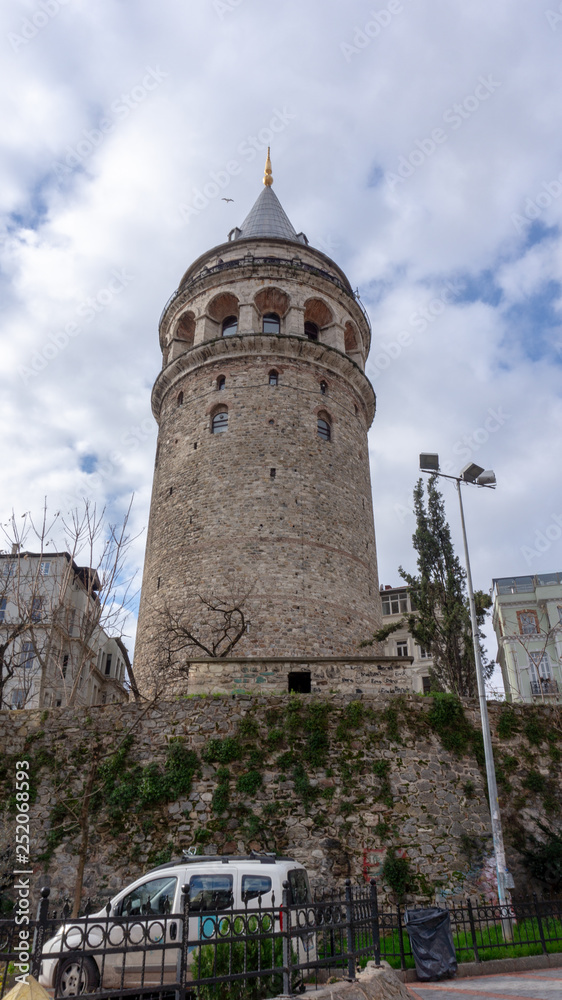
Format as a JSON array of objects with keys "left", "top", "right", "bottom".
[
  {"left": 236, "top": 185, "right": 299, "bottom": 241},
  {"left": 229, "top": 150, "right": 308, "bottom": 245}
]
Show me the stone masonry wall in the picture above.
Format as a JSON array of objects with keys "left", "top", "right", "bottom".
[{"left": 1, "top": 693, "right": 560, "bottom": 913}]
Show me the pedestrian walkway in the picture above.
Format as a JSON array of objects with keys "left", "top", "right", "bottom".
[{"left": 407, "top": 967, "right": 562, "bottom": 1000}]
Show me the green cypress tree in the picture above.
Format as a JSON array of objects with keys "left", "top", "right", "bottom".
[{"left": 364, "top": 476, "right": 492, "bottom": 696}]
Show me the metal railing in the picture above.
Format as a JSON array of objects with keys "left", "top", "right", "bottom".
[
  {"left": 2, "top": 885, "right": 561, "bottom": 998},
  {"left": 0, "top": 880, "right": 380, "bottom": 1000},
  {"left": 530, "top": 679, "right": 559, "bottom": 696}
]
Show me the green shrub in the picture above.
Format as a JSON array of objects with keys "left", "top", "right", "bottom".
[
  {"left": 497, "top": 707, "right": 519, "bottom": 740},
  {"left": 236, "top": 771, "right": 263, "bottom": 795},
  {"left": 381, "top": 852, "right": 417, "bottom": 900},
  {"left": 202, "top": 737, "right": 242, "bottom": 764},
  {"left": 193, "top": 922, "right": 297, "bottom": 1000}
]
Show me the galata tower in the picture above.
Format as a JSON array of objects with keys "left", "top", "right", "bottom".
[{"left": 134, "top": 153, "right": 382, "bottom": 695}]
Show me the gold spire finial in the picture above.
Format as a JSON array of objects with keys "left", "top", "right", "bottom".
[{"left": 263, "top": 147, "right": 273, "bottom": 186}]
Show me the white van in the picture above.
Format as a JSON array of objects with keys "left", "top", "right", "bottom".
[{"left": 40, "top": 853, "right": 315, "bottom": 995}]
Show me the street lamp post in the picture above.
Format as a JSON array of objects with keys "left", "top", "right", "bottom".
[{"left": 419, "top": 454, "right": 513, "bottom": 930}]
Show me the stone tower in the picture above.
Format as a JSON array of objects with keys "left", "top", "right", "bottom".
[{"left": 134, "top": 153, "right": 382, "bottom": 694}]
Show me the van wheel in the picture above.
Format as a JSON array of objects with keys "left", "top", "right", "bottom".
[{"left": 56, "top": 955, "right": 99, "bottom": 996}]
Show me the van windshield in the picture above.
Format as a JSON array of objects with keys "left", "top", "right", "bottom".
[{"left": 288, "top": 868, "right": 311, "bottom": 905}]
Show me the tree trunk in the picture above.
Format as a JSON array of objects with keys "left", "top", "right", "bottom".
[{"left": 72, "top": 760, "right": 97, "bottom": 917}]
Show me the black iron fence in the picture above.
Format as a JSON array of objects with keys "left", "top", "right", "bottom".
[
  {"left": 0, "top": 880, "right": 380, "bottom": 1000},
  {"left": 1, "top": 884, "right": 562, "bottom": 998}
]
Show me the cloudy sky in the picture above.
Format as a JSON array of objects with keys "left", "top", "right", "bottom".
[{"left": 2, "top": 0, "right": 561, "bottom": 683}]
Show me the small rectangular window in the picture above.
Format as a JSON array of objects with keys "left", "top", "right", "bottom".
[
  {"left": 62, "top": 654, "right": 69, "bottom": 677},
  {"left": 31, "top": 597, "right": 43, "bottom": 622},
  {"left": 105, "top": 653, "right": 112, "bottom": 675},
  {"left": 419, "top": 647, "right": 430, "bottom": 659},
  {"left": 189, "top": 875, "right": 233, "bottom": 911},
  {"left": 0, "top": 598, "right": 6, "bottom": 623},
  {"left": 422, "top": 676, "right": 431, "bottom": 695},
  {"left": 20, "top": 642, "right": 35, "bottom": 669},
  {"left": 396, "top": 641, "right": 408, "bottom": 657},
  {"left": 40, "top": 561, "right": 51, "bottom": 576},
  {"left": 382, "top": 591, "right": 409, "bottom": 615},
  {"left": 11, "top": 689, "right": 25, "bottom": 709},
  {"left": 241, "top": 875, "right": 272, "bottom": 901},
  {"left": 288, "top": 869, "right": 311, "bottom": 905},
  {"left": 518, "top": 611, "right": 539, "bottom": 635}
]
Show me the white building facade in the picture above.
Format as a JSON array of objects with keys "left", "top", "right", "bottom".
[
  {"left": 492, "top": 572, "right": 562, "bottom": 703},
  {"left": 379, "top": 584, "right": 434, "bottom": 694},
  {"left": 0, "top": 551, "right": 129, "bottom": 710}
]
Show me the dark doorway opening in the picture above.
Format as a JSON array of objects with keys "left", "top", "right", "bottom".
[{"left": 288, "top": 671, "right": 311, "bottom": 693}]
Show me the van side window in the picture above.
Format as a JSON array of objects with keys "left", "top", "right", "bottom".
[
  {"left": 118, "top": 876, "right": 178, "bottom": 916},
  {"left": 189, "top": 874, "right": 233, "bottom": 911},
  {"left": 241, "top": 875, "right": 272, "bottom": 901},
  {"left": 288, "top": 869, "right": 311, "bottom": 905}
]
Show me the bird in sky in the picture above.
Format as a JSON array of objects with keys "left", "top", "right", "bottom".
[{"left": 222, "top": 197, "right": 234, "bottom": 203}]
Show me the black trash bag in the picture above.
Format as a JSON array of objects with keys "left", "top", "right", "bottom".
[{"left": 404, "top": 907, "right": 457, "bottom": 981}]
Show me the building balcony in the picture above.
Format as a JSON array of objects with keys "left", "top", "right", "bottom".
[{"left": 530, "top": 678, "right": 559, "bottom": 696}]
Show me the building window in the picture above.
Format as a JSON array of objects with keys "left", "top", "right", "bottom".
[
  {"left": 419, "top": 646, "right": 430, "bottom": 659},
  {"left": 212, "top": 409, "right": 229, "bottom": 434},
  {"left": 263, "top": 312, "right": 280, "bottom": 334},
  {"left": 20, "top": 642, "right": 35, "bottom": 669},
  {"left": 177, "top": 391, "right": 184, "bottom": 406},
  {"left": 317, "top": 416, "right": 331, "bottom": 441},
  {"left": 31, "top": 598, "right": 43, "bottom": 622},
  {"left": 105, "top": 654, "right": 112, "bottom": 676},
  {"left": 518, "top": 611, "right": 539, "bottom": 635},
  {"left": 269, "top": 370, "right": 279, "bottom": 386},
  {"left": 422, "top": 676, "right": 431, "bottom": 695},
  {"left": 222, "top": 316, "right": 238, "bottom": 337},
  {"left": 558, "top": 606, "right": 562, "bottom": 624},
  {"left": 40, "top": 561, "right": 51, "bottom": 576},
  {"left": 217, "top": 376, "right": 226, "bottom": 390},
  {"left": 3, "top": 562, "right": 15, "bottom": 578},
  {"left": 305, "top": 321, "right": 318, "bottom": 341},
  {"left": 11, "top": 689, "right": 25, "bottom": 709},
  {"left": 68, "top": 609, "right": 76, "bottom": 636},
  {"left": 381, "top": 591, "right": 409, "bottom": 615},
  {"left": 0, "top": 598, "right": 6, "bottom": 623},
  {"left": 320, "top": 380, "right": 327, "bottom": 395},
  {"left": 529, "top": 652, "right": 552, "bottom": 680},
  {"left": 396, "top": 641, "right": 408, "bottom": 657},
  {"left": 62, "top": 654, "right": 69, "bottom": 678}
]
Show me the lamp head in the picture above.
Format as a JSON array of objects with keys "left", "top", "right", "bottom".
[
  {"left": 419, "top": 453, "right": 440, "bottom": 473},
  {"left": 476, "top": 470, "right": 496, "bottom": 487},
  {"left": 460, "top": 462, "right": 485, "bottom": 483}
]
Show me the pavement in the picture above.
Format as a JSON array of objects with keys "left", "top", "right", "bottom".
[{"left": 406, "top": 968, "right": 562, "bottom": 1000}]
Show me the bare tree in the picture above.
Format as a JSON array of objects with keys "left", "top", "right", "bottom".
[
  {"left": 0, "top": 499, "right": 140, "bottom": 710},
  {"left": 146, "top": 584, "right": 256, "bottom": 696}
]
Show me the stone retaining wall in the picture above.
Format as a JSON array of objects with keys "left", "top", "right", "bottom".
[{"left": 0, "top": 693, "right": 560, "bottom": 912}]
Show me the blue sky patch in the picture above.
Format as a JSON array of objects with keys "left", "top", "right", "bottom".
[{"left": 80, "top": 454, "right": 98, "bottom": 474}]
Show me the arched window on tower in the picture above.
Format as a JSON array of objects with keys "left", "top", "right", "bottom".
[
  {"left": 263, "top": 312, "right": 280, "bottom": 334},
  {"left": 305, "top": 321, "right": 319, "bottom": 342},
  {"left": 177, "top": 391, "right": 184, "bottom": 406},
  {"left": 320, "top": 380, "right": 327, "bottom": 395},
  {"left": 212, "top": 408, "right": 229, "bottom": 434},
  {"left": 217, "top": 376, "right": 226, "bottom": 390},
  {"left": 317, "top": 413, "right": 331, "bottom": 441},
  {"left": 269, "top": 370, "right": 279, "bottom": 386},
  {"left": 222, "top": 316, "right": 238, "bottom": 337}
]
